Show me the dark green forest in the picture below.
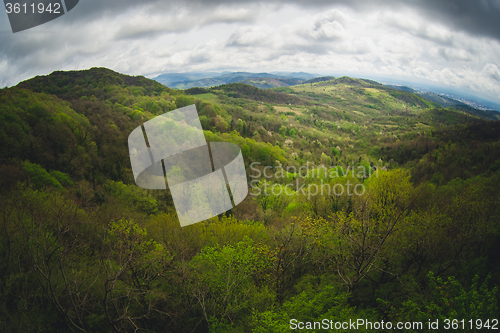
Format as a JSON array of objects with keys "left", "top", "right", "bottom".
[{"left": 0, "top": 68, "right": 499, "bottom": 332}]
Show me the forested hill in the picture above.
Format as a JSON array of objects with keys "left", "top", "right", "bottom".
[
  {"left": 3, "top": 68, "right": 173, "bottom": 183},
  {"left": 5, "top": 67, "right": 499, "bottom": 185},
  {"left": 1, "top": 67, "right": 499, "bottom": 332}
]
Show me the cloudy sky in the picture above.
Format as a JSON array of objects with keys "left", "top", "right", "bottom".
[{"left": 1, "top": 0, "right": 500, "bottom": 104}]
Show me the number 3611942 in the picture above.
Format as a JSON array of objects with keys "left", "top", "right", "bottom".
[{"left": 5, "top": 3, "right": 61, "bottom": 14}]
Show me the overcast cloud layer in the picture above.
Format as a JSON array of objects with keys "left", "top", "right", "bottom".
[{"left": 1, "top": 0, "right": 499, "bottom": 103}]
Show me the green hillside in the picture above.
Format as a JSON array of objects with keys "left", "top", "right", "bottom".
[
  {"left": 240, "top": 77, "right": 305, "bottom": 88},
  {"left": 0, "top": 68, "right": 499, "bottom": 332}
]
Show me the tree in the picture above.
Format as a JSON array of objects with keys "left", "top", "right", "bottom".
[
  {"left": 320, "top": 153, "right": 332, "bottom": 167},
  {"left": 189, "top": 238, "right": 271, "bottom": 330},
  {"left": 103, "top": 219, "right": 171, "bottom": 332},
  {"left": 319, "top": 170, "right": 418, "bottom": 291},
  {"left": 23, "top": 161, "right": 62, "bottom": 190}
]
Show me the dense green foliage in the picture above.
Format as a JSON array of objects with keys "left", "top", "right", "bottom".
[{"left": 0, "top": 68, "right": 499, "bottom": 332}]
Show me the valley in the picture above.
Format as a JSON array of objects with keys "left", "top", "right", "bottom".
[{"left": 0, "top": 68, "right": 499, "bottom": 332}]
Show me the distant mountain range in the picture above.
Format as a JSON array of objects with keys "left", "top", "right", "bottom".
[
  {"left": 385, "top": 84, "right": 500, "bottom": 118},
  {"left": 152, "top": 71, "right": 499, "bottom": 114},
  {"left": 153, "top": 71, "right": 318, "bottom": 89}
]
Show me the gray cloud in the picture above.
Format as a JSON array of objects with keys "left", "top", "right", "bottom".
[
  {"left": 0, "top": 0, "right": 499, "bottom": 103},
  {"left": 146, "top": 0, "right": 500, "bottom": 42},
  {"left": 299, "top": 15, "right": 345, "bottom": 41},
  {"left": 412, "top": 0, "right": 500, "bottom": 41},
  {"left": 288, "top": 0, "right": 500, "bottom": 42},
  {"left": 3, "top": 0, "right": 499, "bottom": 40}
]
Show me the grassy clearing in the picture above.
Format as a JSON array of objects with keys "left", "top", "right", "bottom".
[
  {"left": 192, "top": 93, "right": 219, "bottom": 103},
  {"left": 274, "top": 106, "right": 302, "bottom": 115}
]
